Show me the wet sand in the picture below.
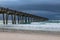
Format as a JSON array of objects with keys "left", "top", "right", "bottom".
[
  {"left": 0, "top": 28, "right": 60, "bottom": 40},
  {"left": 0, "top": 31, "right": 60, "bottom": 40}
]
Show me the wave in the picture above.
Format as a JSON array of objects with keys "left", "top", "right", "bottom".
[{"left": 0, "top": 20, "right": 60, "bottom": 32}]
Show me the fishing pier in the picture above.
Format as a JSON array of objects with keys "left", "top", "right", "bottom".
[{"left": 0, "top": 7, "right": 48, "bottom": 24}]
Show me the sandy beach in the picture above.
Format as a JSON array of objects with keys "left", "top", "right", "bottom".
[
  {"left": 0, "top": 25, "right": 60, "bottom": 40},
  {"left": 0, "top": 24, "right": 60, "bottom": 40},
  {"left": 0, "top": 31, "right": 60, "bottom": 40}
]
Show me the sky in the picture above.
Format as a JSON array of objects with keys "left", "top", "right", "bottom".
[{"left": 0, "top": 0, "right": 60, "bottom": 20}]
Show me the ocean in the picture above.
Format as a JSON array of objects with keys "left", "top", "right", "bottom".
[{"left": 0, "top": 20, "right": 60, "bottom": 32}]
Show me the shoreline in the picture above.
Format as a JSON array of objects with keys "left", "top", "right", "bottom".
[
  {"left": 0, "top": 28, "right": 60, "bottom": 40},
  {"left": 0, "top": 28, "right": 60, "bottom": 35}
]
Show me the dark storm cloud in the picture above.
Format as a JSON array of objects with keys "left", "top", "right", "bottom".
[{"left": 0, "top": 0, "right": 60, "bottom": 20}]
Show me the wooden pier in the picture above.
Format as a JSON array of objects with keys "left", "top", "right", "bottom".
[{"left": 0, "top": 7, "right": 48, "bottom": 24}]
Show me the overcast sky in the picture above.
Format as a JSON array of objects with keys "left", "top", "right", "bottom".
[
  {"left": 0, "top": 0, "right": 60, "bottom": 6},
  {"left": 0, "top": 0, "right": 60, "bottom": 20}
]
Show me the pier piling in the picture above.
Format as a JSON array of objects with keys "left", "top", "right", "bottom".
[
  {"left": 3, "top": 13, "right": 5, "bottom": 24},
  {"left": 6, "top": 14, "right": 8, "bottom": 24}
]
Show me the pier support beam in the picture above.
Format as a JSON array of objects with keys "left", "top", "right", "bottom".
[
  {"left": 6, "top": 14, "right": 8, "bottom": 24},
  {"left": 11, "top": 14, "right": 16, "bottom": 24},
  {"left": 31, "top": 18, "right": 34, "bottom": 22},
  {"left": 18, "top": 16, "right": 20, "bottom": 24},
  {"left": 24, "top": 17, "right": 27, "bottom": 23},
  {"left": 23, "top": 16, "right": 31, "bottom": 24},
  {"left": 3, "top": 13, "right": 5, "bottom": 24},
  {"left": 20, "top": 16, "right": 24, "bottom": 24},
  {"left": 14, "top": 14, "right": 16, "bottom": 24},
  {"left": 33, "top": 18, "right": 36, "bottom": 22},
  {"left": 30, "top": 17, "right": 33, "bottom": 22},
  {"left": 11, "top": 15, "right": 14, "bottom": 24},
  {"left": 27, "top": 17, "right": 30, "bottom": 23}
]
